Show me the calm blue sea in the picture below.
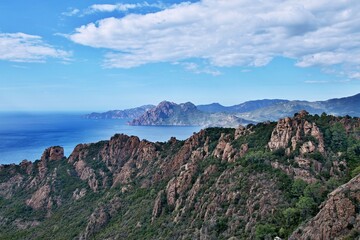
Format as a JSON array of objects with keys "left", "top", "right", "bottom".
[{"left": 0, "top": 112, "right": 201, "bottom": 164}]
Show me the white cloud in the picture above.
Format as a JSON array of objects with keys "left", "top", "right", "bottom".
[
  {"left": 304, "top": 80, "right": 330, "bottom": 84},
  {"left": 62, "top": 8, "right": 80, "bottom": 17},
  {"left": 0, "top": 33, "right": 71, "bottom": 63},
  {"left": 86, "top": 2, "right": 166, "bottom": 14},
  {"left": 69, "top": 0, "right": 360, "bottom": 78},
  {"left": 175, "top": 61, "right": 221, "bottom": 76},
  {"left": 90, "top": 4, "right": 136, "bottom": 12}
]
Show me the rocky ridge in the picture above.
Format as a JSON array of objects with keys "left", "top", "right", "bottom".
[
  {"left": 130, "top": 100, "right": 252, "bottom": 127},
  {"left": 85, "top": 93, "right": 360, "bottom": 124},
  {"left": 84, "top": 105, "right": 155, "bottom": 119},
  {"left": 0, "top": 112, "right": 360, "bottom": 239},
  {"left": 290, "top": 173, "right": 360, "bottom": 240},
  {"left": 237, "top": 93, "right": 360, "bottom": 122}
]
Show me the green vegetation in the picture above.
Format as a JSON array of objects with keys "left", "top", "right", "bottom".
[
  {"left": 0, "top": 113, "right": 360, "bottom": 239},
  {"left": 233, "top": 122, "right": 277, "bottom": 150}
]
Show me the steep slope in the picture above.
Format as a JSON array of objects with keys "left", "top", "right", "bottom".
[
  {"left": 324, "top": 93, "right": 360, "bottom": 116},
  {"left": 1, "top": 111, "right": 360, "bottom": 239},
  {"left": 84, "top": 105, "right": 155, "bottom": 119},
  {"left": 129, "top": 101, "right": 251, "bottom": 127},
  {"left": 290, "top": 173, "right": 360, "bottom": 240}
]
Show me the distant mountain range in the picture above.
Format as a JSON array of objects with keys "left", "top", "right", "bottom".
[
  {"left": 197, "top": 99, "right": 289, "bottom": 113},
  {"left": 128, "top": 101, "right": 253, "bottom": 127},
  {"left": 84, "top": 105, "right": 155, "bottom": 119},
  {"left": 237, "top": 93, "right": 360, "bottom": 121},
  {"left": 84, "top": 93, "right": 360, "bottom": 125}
]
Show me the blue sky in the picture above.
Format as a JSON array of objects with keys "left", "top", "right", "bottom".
[{"left": 0, "top": 0, "right": 359, "bottom": 111}]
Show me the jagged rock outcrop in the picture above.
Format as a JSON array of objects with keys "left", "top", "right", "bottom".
[
  {"left": 0, "top": 174, "right": 24, "bottom": 199},
  {"left": 1, "top": 111, "right": 360, "bottom": 239},
  {"left": 41, "top": 146, "right": 64, "bottom": 161},
  {"left": 129, "top": 101, "right": 252, "bottom": 127},
  {"left": 271, "top": 159, "right": 318, "bottom": 183},
  {"left": 290, "top": 174, "right": 360, "bottom": 240},
  {"left": 213, "top": 133, "right": 236, "bottom": 162},
  {"left": 266, "top": 111, "right": 353, "bottom": 183},
  {"left": 268, "top": 116, "right": 293, "bottom": 151},
  {"left": 74, "top": 159, "right": 99, "bottom": 192},
  {"left": 72, "top": 188, "right": 87, "bottom": 200},
  {"left": 19, "top": 160, "right": 33, "bottom": 175},
  {"left": 68, "top": 134, "right": 161, "bottom": 190},
  {"left": 166, "top": 178, "right": 177, "bottom": 207},
  {"left": 26, "top": 184, "right": 51, "bottom": 210},
  {"left": 130, "top": 101, "right": 202, "bottom": 126},
  {"left": 152, "top": 190, "right": 165, "bottom": 222},
  {"left": 268, "top": 111, "right": 325, "bottom": 156}
]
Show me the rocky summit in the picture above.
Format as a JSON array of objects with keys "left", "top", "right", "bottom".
[
  {"left": 1, "top": 111, "right": 360, "bottom": 239},
  {"left": 129, "top": 100, "right": 252, "bottom": 127}
]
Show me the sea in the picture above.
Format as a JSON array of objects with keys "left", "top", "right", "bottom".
[{"left": 0, "top": 112, "right": 201, "bottom": 164}]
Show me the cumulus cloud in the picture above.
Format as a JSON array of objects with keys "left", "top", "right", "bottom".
[
  {"left": 0, "top": 33, "right": 71, "bottom": 63},
  {"left": 69, "top": 0, "right": 360, "bottom": 78}
]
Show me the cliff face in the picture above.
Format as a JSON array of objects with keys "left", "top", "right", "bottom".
[
  {"left": 129, "top": 100, "right": 253, "bottom": 127},
  {"left": 1, "top": 112, "right": 360, "bottom": 239},
  {"left": 130, "top": 101, "right": 199, "bottom": 125}
]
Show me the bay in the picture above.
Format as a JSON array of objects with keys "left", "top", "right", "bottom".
[{"left": 0, "top": 112, "right": 201, "bottom": 164}]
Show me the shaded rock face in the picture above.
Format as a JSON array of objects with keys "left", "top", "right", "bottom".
[
  {"left": 271, "top": 159, "right": 319, "bottom": 184},
  {"left": 79, "top": 197, "right": 121, "bottom": 240},
  {"left": 152, "top": 190, "right": 165, "bottom": 222},
  {"left": 0, "top": 174, "right": 24, "bottom": 199},
  {"left": 290, "top": 174, "right": 360, "bottom": 240},
  {"left": 130, "top": 101, "right": 200, "bottom": 126},
  {"left": 158, "top": 166, "right": 287, "bottom": 239},
  {"left": 166, "top": 177, "right": 178, "bottom": 207},
  {"left": 74, "top": 159, "right": 99, "bottom": 192},
  {"left": 128, "top": 101, "right": 251, "bottom": 127},
  {"left": 68, "top": 134, "right": 160, "bottom": 191},
  {"left": 41, "top": 146, "right": 64, "bottom": 161},
  {"left": 20, "top": 160, "right": 33, "bottom": 175},
  {"left": 26, "top": 185, "right": 51, "bottom": 210}
]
